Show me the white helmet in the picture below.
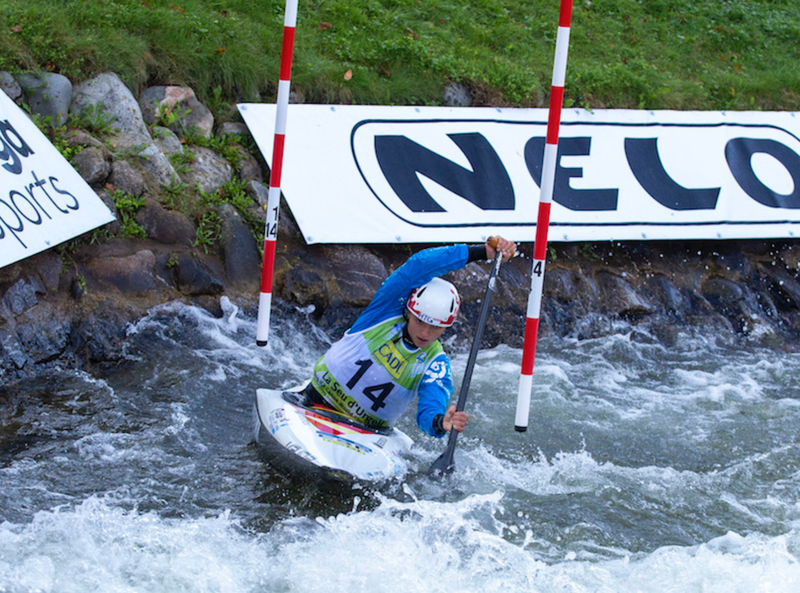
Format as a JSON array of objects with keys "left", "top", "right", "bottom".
[{"left": 407, "top": 278, "right": 460, "bottom": 327}]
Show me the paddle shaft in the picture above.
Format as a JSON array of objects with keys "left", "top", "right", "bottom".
[{"left": 427, "top": 250, "right": 504, "bottom": 477}]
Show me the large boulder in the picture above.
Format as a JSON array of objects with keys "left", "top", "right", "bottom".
[
  {"left": 71, "top": 146, "right": 112, "bottom": 187},
  {"left": 139, "top": 86, "right": 214, "bottom": 138},
  {"left": 108, "top": 160, "right": 147, "bottom": 197},
  {"left": 72, "top": 72, "right": 150, "bottom": 137},
  {"left": 181, "top": 146, "right": 233, "bottom": 194},
  {"left": 151, "top": 126, "right": 184, "bottom": 158},
  {"left": 135, "top": 198, "right": 196, "bottom": 246},
  {"left": 218, "top": 203, "right": 260, "bottom": 289},
  {"left": 171, "top": 252, "right": 225, "bottom": 296},
  {"left": 15, "top": 72, "right": 72, "bottom": 126},
  {"left": 597, "top": 270, "right": 655, "bottom": 320},
  {"left": 107, "top": 132, "right": 179, "bottom": 187},
  {"left": 82, "top": 250, "right": 157, "bottom": 296}
]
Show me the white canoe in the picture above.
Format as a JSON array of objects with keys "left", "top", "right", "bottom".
[{"left": 253, "top": 385, "right": 414, "bottom": 482}]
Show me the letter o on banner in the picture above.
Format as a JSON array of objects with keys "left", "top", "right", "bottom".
[
  {"left": 9, "top": 190, "right": 43, "bottom": 224},
  {"left": 725, "top": 138, "right": 800, "bottom": 209}
]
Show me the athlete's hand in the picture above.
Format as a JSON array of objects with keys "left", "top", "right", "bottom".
[
  {"left": 486, "top": 236, "right": 517, "bottom": 262},
  {"left": 443, "top": 405, "right": 469, "bottom": 432}
]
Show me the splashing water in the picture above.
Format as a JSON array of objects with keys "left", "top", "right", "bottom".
[{"left": 2, "top": 298, "right": 800, "bottom": 592}]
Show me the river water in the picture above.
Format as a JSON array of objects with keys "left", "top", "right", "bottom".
[{"left": 2, "top": 297, "right": 800, "bottom": 592}]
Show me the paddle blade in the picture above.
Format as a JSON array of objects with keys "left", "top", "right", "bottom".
[
  {"left": 426, "top": 450, "right": 455, "bottom": 479},
  {"left": 426, "top": 426, "right": 460, "bottom": 478}
]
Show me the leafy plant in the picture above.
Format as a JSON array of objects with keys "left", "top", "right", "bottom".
[
  {"left": 169, "top": 149, "right": 197, "bottom": 175},
  {"left": 205, "top": 85, "right": 236, "bottom": 122},
  {"left": 29, "top": 112, "right": 83, "bottom": 163},
  {"left": 182, "top": 128, "right": 247, "bottom": 172},
  {"left": 115, "top": 142, "right": 151, "bottom": 160},
  {"left": 193, "top": 179, "right": 263, "bottom": 250},
  {"left": 112, "top": 190, "right": 147, "bottom": 238},
  {"left": 162, "top": 174, "right": 189, "bottom": 210},
  {"left": 71, "top": 103, "right": 118, "bottom": 136},
  {"left": 166, "top": 252, "right": 180, "bottom": 268},
  {"left": 195, "top": 211, "right": 221, "bottom": 253},
  {"left": 579, "top": 243, "right": 600, "bottom": 261},
  {"left": 155, "top": 101, "right": 192, "bottom": 128}
]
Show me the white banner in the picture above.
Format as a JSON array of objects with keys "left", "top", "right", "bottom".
[
  {"left": 238, "top": 103, "right": 800, "bottom": 244},
  {"left": 0, "top": 91, "right": 115, "bottom": 268}
]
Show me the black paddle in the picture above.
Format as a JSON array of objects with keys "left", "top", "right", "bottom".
[{"left": 427, "top": 248, "right": 504, "bottom": 478}]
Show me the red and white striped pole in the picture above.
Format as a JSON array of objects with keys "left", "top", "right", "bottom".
[
  {"left": 256, "top": 0, "right": 298, "bottom": 346},
  {"left": 515, "top": 0, "right": 574, "bottom": 431}
]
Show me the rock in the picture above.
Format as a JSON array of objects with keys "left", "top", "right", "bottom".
[
  {"left": 645, "top": 274, "right": 685, "bottom": 315},
  {"left": 0, "top": 276, "right": 45, "bottom": 320},
  {"left": 319, "top": 245, "right": 388, "bottom": 307},
  {"left": 754, "top": 263, "right": 800, "bottom": 311},
  {"left": 703, "top": 277, "right": 744, "bottom": 307},
  {"left": 7, "top": 70, "right": 800, "bottom": 380},
  {"left": 277, "top": 198, "right": 301, "bottom": 239},
  {"left": 218, "top": 203, "right": 260, "bottom": 288},
  {"left": 15, "top": 302, "right": 70, "bottom": 363},
  {"left": 135, "top": 199, "right": 196, "bottom": 246},
  {"left": 283, "top": 266, "right": 326, "bottom": 309},
  {"left": 30, "top": 251, "right": 63, "bottom": 292},
  {"left": 151, "top": 126, "right": 184, "bottom": 158},
  {"left": 71, "top": 303, "right": 131, "bottom": 363},
  {"left": 237, "top": 152, "right": 263, "bottom": 183},
  {"left": 0, "top": 329, "right": 29, "bottom": 370},
  {"left": 108, "top": 160, "right": 146, "bottom": 196},
  {"left": 172, "top": 253, "right": 224, "bottom": 296},
  {"left": 95, "top": 189, "right": 122, "bottom": 235},
  {"left": 16, "top": 72, "right": 73, "bottom": 126},
  {"left": 72, "top": 146, "right": 112, "bottom": 187},
  {"left": 245, "top": 180, "right": 269, "bottom": 208},
  {"left": 219, "top": 122, "right": 250, "bottom": 138},
  {"left": 573, "top": 312, "right": 615, "bottom": 340},
  {"left": 443, "top": 82, "right": 472, "bottom": 107},
  {"left": 446, "top": 262, "right": 490, "bottom": 302},
  {"left": 82, "top": 250, "right": 157, "bottom": 296},
  {"left": 65, "top": 129, "right": 113, "bottom": 155},
  {"left": 72, "top": 72, "right": 150, "bottom": 137},
  {"left": 597, "top": 271, "right": 655, "bottom": 319},
  {"left": 139, "top": 85, "right": 214, "bottom": 138},
  {"left": 702, "top": 276, "right": 749, "bottom": 332},
  {"left": 0, "top": 72, "right": 22, "bottom": 102},
  {"left": 182, "top": 146, "right": 232, "bottom": 194},
  {"left": 108, "top": 132, "right": 179, "bottom": 187}
]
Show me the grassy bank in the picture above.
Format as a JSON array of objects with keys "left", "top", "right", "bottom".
[{"left": 2, "top": 0, "right": 800, "bottom": 111}]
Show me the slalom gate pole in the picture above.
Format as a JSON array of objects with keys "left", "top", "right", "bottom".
[
  {"left": 515, "top": 0, "right": 574, "bottom": 431},
  {"left": 256, "top": 0, "right": 298, "bottom": 347}
]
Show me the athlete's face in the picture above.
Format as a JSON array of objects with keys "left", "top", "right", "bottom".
[{"left": 406, "top": 313, "right": 446, "bottom": 348}]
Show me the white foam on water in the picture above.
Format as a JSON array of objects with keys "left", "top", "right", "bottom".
[
  {"left": 0, "top": 497, "right": 278, "bottom": 593},
  {"left": 1, "top": 494, "right": 798, "bottom": 593},
  {"left": 6, "top": 305, "right": 800, "bottom": 592},
  {"left": 129, "top": 299, "right": 328, "bottom": 388}
]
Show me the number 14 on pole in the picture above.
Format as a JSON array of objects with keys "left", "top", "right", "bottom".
[{"left": 256, "top": 0, "right": 298, "bottom": 347}]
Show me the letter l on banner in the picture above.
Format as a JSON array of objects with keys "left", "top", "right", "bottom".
[{"left": 515, "top": 0, "right": 574, "bottom": 431}]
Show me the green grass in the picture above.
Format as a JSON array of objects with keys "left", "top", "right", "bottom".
[{"left": 2, "top": 0, "right": 800, "bottom": 111}]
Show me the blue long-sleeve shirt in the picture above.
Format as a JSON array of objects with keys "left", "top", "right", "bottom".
[{"left": 344, "top": 244, "right": 470, "bottom": 436}]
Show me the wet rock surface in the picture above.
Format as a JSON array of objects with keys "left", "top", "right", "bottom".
[{"left": 4, "top": 71, "right": 800, "bottom": 381}]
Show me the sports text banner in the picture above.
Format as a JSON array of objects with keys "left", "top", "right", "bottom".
[
  {"left": 0, "top": 90, "right": 114, "bottom": 269},
  {"left": 238, "top": 104, "right": 800, "bottom": 244}
]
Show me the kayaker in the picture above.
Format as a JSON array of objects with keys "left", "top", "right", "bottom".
[{"left": 303, "top": 236, "right": 517, "bottom": 438}]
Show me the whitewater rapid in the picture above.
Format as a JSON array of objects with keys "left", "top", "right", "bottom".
[{"left": 2, "top": 298, "right": 799, "bottom": 592}]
